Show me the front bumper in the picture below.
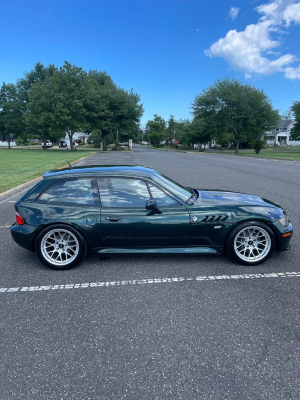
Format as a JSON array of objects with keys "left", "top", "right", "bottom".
[
  {"left": 10, "top": 223, "right": 41, "bottom": 252},
  {"left": 271, "top": 221, "right": 293, "bottom": 252}
]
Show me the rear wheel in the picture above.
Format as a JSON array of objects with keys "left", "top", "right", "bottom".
[
  {"left": 35, "top": 224, "right": 87, "bottom": 270},
  {"left": 227, "top": 221, "right": 275, "bottom": 266}
]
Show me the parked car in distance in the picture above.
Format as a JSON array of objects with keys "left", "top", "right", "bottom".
[
  {"left": 58, "top": 140, "right": 79, "bottom": 148},
  {"left": 11, "top": 166, "right": 293, "bottom": 270},
  {"left": 59, "top": 141, "right": 68, "bottom": 148},
  {"left": 41, "top": 140, "right": 52, "bottom": 148}
]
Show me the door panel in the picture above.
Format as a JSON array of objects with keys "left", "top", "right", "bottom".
[{"left": 100, "top": 206, "right": 190, "bottom": 247}]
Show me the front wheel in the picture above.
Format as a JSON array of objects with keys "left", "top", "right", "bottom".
[
  {"left": 226, "top": 221, "right": 275, "bottom": 266},
  {"left": 35, "top": 224, "right": 87, "bottom": 270}
]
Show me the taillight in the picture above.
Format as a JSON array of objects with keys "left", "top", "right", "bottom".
[{"left": 16, "top": 212, "right": 24, "bottom": 225}]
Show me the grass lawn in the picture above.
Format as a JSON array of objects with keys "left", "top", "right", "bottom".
[
  {"left": 0, "top": 148, "right": 94, "bottom": 193},
  {"left": 218, "top": 148, "right": 300, "bottom": 161},
  {"left": 151, "top": 145, "right": 300, "bottom": 160}
]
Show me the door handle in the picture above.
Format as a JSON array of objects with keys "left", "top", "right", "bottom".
[{"left": 105, "top": 216, "right": 122, "bottom": 222}]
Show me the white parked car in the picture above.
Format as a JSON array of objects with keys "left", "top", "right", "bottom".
[
  {"left": 193, "top": 144, "right": 204, "bottom": 149},
  {"left": 41, "top": 140, "right": 52, "bottom": 148}
]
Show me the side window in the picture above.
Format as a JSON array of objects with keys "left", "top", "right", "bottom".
[
  {"left": 38, "top": 178, "right": 98, "bottom": 205},
  {"left": 98, "top": 178, "right": 150, "bottom": 207},
  {"left": 148, "top": 184, "right": 179, "bottom": 207}
]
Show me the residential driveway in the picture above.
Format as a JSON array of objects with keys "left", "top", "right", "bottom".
[{"left": 1, "top": 146, "right": 300, "bottom": 400}]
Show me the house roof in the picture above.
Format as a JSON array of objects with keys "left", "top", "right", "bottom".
[{"left": 278, "top": 119, "right": 294, "bottom": 128}]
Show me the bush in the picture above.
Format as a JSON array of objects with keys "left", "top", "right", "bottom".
[
  {"left": 253, "top": 139, "right": 265, "bottom": 154},
  {"left": 15, "top": 139, "right": 25, "bottom": 146}
]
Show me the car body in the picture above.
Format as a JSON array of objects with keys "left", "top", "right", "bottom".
[
  {"left": 11, "top": 165, "right": 293, "bottom": 270},
  {"left": 58, "top": 140, "right": 68, "bottom": 148},
  {"left": 41, "top": 140, "right": 52, "bottom": 148}
]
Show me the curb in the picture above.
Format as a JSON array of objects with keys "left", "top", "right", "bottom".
[
  {"left": 232, "top": 153, "right": 296, "bottom": 161},
  {"left": 0, "top": 152, "right": 96, "bottom": 202}
]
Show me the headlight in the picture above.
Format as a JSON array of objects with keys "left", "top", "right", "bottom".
[{"left": 278, "top": 212, "right": 289, "bottom": 227}]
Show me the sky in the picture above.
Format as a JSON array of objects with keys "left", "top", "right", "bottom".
[{"left": 1, "top": 0, "right": 300, "bottom": 126}]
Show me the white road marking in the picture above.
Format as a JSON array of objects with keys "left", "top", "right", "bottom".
[
  {"left": 0, "top": 225, "right": 10, "bottom": 229},
  {"left": 1, "top": 271, "right": 300, "bottom": 294},
  {"left": 9, "top": 201, "right": 16, "bottom": 203}
]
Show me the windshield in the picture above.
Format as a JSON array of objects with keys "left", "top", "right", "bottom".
[{"left": 152, "top": 172, "right": 192, "bottom": 202}]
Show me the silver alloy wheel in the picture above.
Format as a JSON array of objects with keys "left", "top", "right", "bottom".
[
  {"left": 233, "top": 226, "right": 271, "bottom": 263},
  {"left": 41, "top": 228, "right": 79, "bottom": 266}
]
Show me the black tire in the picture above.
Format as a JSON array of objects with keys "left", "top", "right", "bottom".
[
  {"left": 35, "top": 224, "right": 87, "bottom": 270},
  {"left": 226, "top": 221, "right": 275, "bottom": 266}
]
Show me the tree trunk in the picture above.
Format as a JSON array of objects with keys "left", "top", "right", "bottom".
[
  {"left": 235, "top": 139, "right": 240, "bottom": 153},
  {"left": 116, "top": 130, "right": 119, "bottom": 151},
  {"left": 7, "top": 134, "right": 11, "bottom": 149},
  {"left": 68, "top": 131, "right": 74, "bottom": 151},
  {"left": 103, "top": 136, "right": 107, "bottom": 151},
  {"left": 42, "top": 133, "right": 47, "bottom": 150}
]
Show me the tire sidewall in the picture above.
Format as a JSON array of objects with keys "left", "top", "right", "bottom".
[
  {"left": 227, "top": 221, "right": 275, "bottom": 266},
  {"left": 35, "top": 224, "right": 87, "bottom": 270}
]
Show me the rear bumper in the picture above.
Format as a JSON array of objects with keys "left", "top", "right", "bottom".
[
  {"left": 10, "top": 223, "right": 41, "bottom": 252},
  {"left": 271, "top": 221, "right": 293, "bottom": 252}
]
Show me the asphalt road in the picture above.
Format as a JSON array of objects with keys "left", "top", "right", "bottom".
[{"left": 1, "top": 145, "right": 300, "bottom": 399}]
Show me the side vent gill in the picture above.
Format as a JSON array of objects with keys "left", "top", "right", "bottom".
[{"left": 199, "top": 215, "right": 229, "bottom": 223}]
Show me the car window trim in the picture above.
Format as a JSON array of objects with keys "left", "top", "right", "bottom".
[
  {"left": 35, "top": 177, "right": 100, "bottom": 207},
  {"left": 98, "top": 176, "right": 151, "bottom": 208},
  {"left": 146, "top": 181, "right": 182, "bottom": 208}
]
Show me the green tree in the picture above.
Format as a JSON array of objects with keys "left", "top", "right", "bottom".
[
  {"left": 178, "top": 118, "right": 211, "bottom": 150},
  {"left": 145, "top": 114, "right": 166, "bottom": 145},
  {"left": 191, "top": 78, "right": 279, "bottom": 153},
  {"left": 166, "top": 115, "right": 176, "bottom": 145},
  {"left": 25, "top": 79, "right": 61, "bottom": 149},
  {"left": 19, "top": 62, "right": 58, "bottom": 147},
  {"left": 87, "top": 70, "right": 143, "bottom": 150},
  {"left": 86, "top": 70, "right": 116, "bottom": 150},
  {"left": 0, "top": 83, "right": 25, "bottom": 148},
  {"left": 290, "top": 101, "right": 300, "bottom": 140}
]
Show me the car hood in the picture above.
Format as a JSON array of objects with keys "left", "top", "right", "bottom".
[{"left": 195, "top": 190, "right": 282, "bottom": 209}]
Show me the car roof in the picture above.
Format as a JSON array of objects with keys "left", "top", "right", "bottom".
[{"left": 43, "top": 165, "right": 156, "bottom": 179}]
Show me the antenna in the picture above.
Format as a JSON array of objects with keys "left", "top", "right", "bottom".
[{"left": 67, "top": 161, "right": 72, "bottom": 169}]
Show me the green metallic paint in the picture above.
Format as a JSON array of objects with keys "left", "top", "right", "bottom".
[
  {"left": 10, "top": 223, "right": 42, "bottom": 251},
  {"left": 16, "top": 201, "right": 102, "bottom": 249},
  {"left": 100, "top": 205, "right": 190, "bottom": 247},
  {"left": 11, "top": 166, "right": 293, "bottom": 258}
]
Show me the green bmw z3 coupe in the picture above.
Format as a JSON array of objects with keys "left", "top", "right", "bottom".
[{"left": 11, "top": 165, "right": 293, "bottom": 270}]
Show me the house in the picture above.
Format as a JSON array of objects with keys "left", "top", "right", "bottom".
[
  {"left": 59, "top": 132, "right": 91, "bottom": 145},
  {"left": 265, "top": 120, "right": 300, "bottom": 146}
]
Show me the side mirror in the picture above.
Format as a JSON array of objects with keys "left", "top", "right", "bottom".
[{"left": 145, "top": 199, "right": 159, "bottom": 211}]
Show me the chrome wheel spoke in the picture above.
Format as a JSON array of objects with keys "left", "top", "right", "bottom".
[
  {"left": 41, "top": 229, "right": 79, "bottom": 266},
  {"left": 234, "top": 226, "right": 271, "bottom": 263}
]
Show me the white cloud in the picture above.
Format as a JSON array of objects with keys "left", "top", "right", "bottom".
[
  {"left": 229, "top": 7, "right": 240, "bottom": 21},
  {"left": 283, "top": 2, "right": 300, "bottom": 25},
  {"left": 285, "top": 64, "right": 300, "bottom": 79},
  {"left": 205, "top": 0, "right": 300, "bottom": 79}
]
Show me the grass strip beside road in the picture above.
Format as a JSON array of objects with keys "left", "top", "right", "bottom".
[
  {"left": 0, "top": 149, "right": 94, "bottom": 193},
  {"left": 152, "top": 146, "right": 300, "bottom": 161},
  {"left": 232, "top": 149, "right": 300, "bottom": 161}
]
